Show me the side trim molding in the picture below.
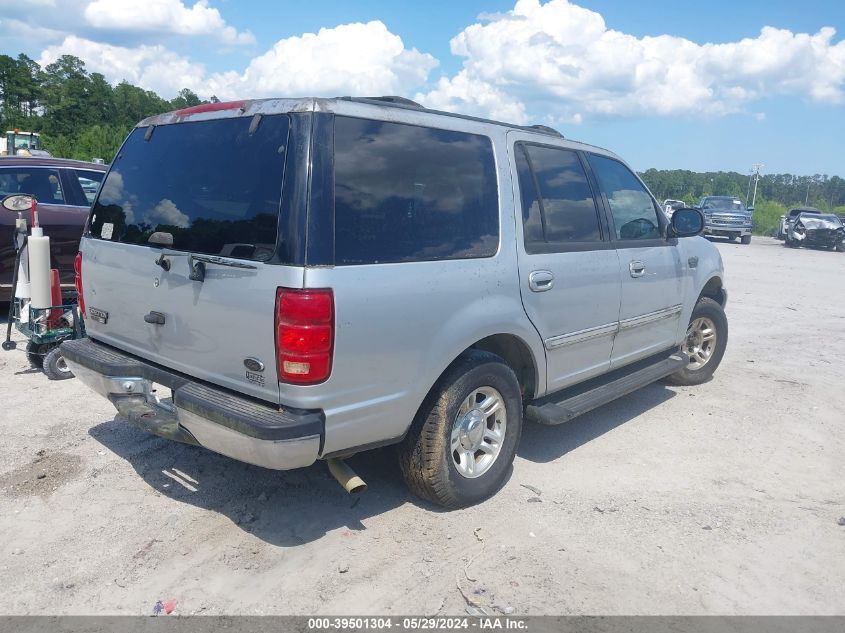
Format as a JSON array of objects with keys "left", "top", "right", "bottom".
[
  {"left": 545, "top": 322, "right": 618, "bottom": 350},
  {"left": 618, "top": 304, "right": 683, "bottom": 331},
  {"left": 543, "top": 304, "right": 683, "bottom": 350}
]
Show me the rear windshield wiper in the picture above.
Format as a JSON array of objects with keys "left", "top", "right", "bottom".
[{"left": 153, "top": 250, "right": 257, "bottom": 281}]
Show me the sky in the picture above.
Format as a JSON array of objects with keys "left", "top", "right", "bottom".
[{"left": 1, "top": 0, "right": 844, "bottom": 175}]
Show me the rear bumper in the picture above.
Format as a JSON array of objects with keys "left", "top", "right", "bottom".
[{"left": 61, "top": 338, "right": 323, "bottom": 470}]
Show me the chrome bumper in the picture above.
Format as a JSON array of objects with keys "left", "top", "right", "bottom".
[{"left": 63, "top": 341, "right": 322, "bottom": 471}]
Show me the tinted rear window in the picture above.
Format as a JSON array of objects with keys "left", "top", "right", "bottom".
[
  {"left": 333, "top": 117, "right": 499, "bottom": 265},
  {"left": 89, "top": 115, "right": 290, "bottom": 262}
]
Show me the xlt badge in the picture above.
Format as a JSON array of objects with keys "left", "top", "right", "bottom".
[
  {"left": 88, "top": 307, "right": 108, "bottom": 324},
  {"left": 245, "top": 371, "right": 265, "bottom": 386}
]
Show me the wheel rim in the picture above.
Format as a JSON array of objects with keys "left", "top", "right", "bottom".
[
  {"left": 684, "top": 317, "right": 717, "bottom": 371},
  {"left": 450, "top": 387, "right": 507, "bottom": 479},
  {"left": 55, "top": 355, "right": 70, "bottom": 374}
]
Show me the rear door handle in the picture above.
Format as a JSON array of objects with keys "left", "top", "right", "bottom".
[
  {"left": 629, "top": 260, "right": 646, "bottom": 278},
  {"left": 528, "top": 270, "right": 555, "bottom": 292}
]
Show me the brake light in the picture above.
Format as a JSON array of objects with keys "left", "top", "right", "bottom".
[
  {"left": 74, "top": 251, "right": 85, "bottom": 316},
  {"left": 275, "top": 288, "right": 334, "bottom": 384},
  {"left": 174, "top": 100, "right": 247, "bottom": 116}
]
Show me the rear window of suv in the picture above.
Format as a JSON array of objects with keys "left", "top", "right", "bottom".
[
  {"left": 333, "top": 117, "right": 499, "bottom": 265},
  {"left": 89, "top": 115, "right": 290, "bottom": 262}
]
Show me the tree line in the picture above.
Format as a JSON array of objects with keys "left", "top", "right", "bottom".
[
  {"left": 1, "top": 53, "right": 842, "bottom": 233},
  {"left": 0, "top": 53, "right": 214, "bottom": 162}
]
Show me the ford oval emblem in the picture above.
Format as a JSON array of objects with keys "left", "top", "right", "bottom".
[{"left": 243, "top": 358, "right": 264, "bottom": 372}]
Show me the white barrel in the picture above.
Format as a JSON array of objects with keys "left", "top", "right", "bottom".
[
  {"left": 28, "top": 227, "right": 52, "bottom": 309},
  {"left": 14, "top": 218, "right": 31, "bottom": 299}
]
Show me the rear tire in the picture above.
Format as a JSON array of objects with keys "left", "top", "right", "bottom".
[
  {"left": 42, "top": 346, "right": 74, "bottom": 380},
  {"left": 741, "top": 235, "right": 751, "bottom": 245},
  {"left": 666, "top": 298, "right": 728, "bottom": 386},
  {"left": 398, "top": 350, "right": 522, "bottom": 509},
  {"left": 836, "top": 241, "right": 845, "bottom": 252}
]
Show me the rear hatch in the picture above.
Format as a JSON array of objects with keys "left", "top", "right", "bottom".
[{"left": 80, "top": 111, "right": 304, "bottom": 404}]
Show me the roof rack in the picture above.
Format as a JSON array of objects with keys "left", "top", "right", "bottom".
[
  {"left": 339, "top": 96, "right": 565, "bottom": 140},
  {"left": 528, "top": 124, "right": 563, "bottom": 138},
  {"left": 341, "top": 96, "right": 424, "bottom": 109}
]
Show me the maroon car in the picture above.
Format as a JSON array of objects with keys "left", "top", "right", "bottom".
[{"left": 1, "top": 157, "right": 107, "bottom": 289}]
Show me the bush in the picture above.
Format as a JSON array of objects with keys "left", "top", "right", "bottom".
[{"left": 751, "top": 199, "right": 787, "bottom": 236}]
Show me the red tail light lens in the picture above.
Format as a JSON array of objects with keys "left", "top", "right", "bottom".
[
  {"left": 74, "top": 251, "right": 85, "bottom": 316},
  {"left": 275, "top": 288, "right": 334, "bottom": 384}
]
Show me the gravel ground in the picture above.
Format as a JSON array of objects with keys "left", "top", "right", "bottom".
[{"left": 0, "top": 237, "right": 843, "bottom": 616}]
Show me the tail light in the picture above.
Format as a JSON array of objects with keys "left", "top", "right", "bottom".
[
  {"left": 275, "top": 288, "right": 334, "bottom": 384},
  {"left": 74, "top": 251, "right": 85, "bottom": 316}
]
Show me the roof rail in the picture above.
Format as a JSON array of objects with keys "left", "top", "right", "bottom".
[
  {"left": 528, "top": 124, "right": 563, "bottom": 138},
  {"left": 338, "top": 97, "right": 568, "bottom": 140},
  {"left": 341, "top": 96, "right": 424, "bottom": 109}
]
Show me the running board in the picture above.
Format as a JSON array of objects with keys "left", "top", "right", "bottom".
[{"left": 526, "top": 352, "right": 688, "bottom": 425}]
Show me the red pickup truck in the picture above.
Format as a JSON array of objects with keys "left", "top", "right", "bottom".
[{"left": 1, "top": 157, "right": 107, "bottom": 289}]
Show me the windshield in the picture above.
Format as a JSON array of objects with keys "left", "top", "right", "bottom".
[
  {"left": 702, "top": 197, "right": 745, "bottom": 211},
  {"left": 89, "top": 115, "right": 290, "bottom": 262},
  {"left": 11, "top": 133, "right": 40, "bottom": 150},
  {"left": 811, "top": 214, "right": 842, "bottom": 225}
]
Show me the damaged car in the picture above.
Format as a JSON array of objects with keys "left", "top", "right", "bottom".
[{"left": 785, "top": 212, "right": 845, "bottom": 251}]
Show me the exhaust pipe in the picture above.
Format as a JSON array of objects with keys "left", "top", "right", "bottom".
[{"left": 327, "top": 458, "right": 367, "bottom": 494}]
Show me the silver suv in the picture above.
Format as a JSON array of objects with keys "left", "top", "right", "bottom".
[{"left": 62, "top": 96, "right": 728, "bottom": 508}]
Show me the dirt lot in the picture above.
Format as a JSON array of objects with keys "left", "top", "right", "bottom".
[{"left": 0, "top": 237, "right": 843, "bottom": 616}]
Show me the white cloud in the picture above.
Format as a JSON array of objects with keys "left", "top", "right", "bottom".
[
  {"left": 205, "top": 21, "right": 437, "bottom": 99},
  {"left": 147, "top": 199, "right": 190, "bottom": 228},
  {"left": 38, "top": 21, "right": 437, "bottom": 102},
  {"left": 84, "top": 0, "right": 254, "bottom": 45},
  {"left": 38, "top": 36, "right": 206, "bottom": 98},
  {"left": 417, "top": 0, "right": 845, "bottom": 123}
]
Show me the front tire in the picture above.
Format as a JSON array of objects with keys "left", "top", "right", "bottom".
[
  {"left": 741, "top": 235, "right": 751, "bottom": 245},
  {"left": 666, "top": 297, "right": 728, "bottom": 386},
  {"left": 398, "top": 350, "right": 523, "bottom": 508}
]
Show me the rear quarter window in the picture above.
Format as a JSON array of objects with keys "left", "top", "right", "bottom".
[{"left": 333, "top": 117, "right": 499, "bottom": 265}]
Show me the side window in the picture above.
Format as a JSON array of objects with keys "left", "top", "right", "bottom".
[
  {"left": 514, "top": 143, "right": 602, "bottom": 253},
  {"left": 588, "top": 154, "right": 660, "bottom": 240},
  {"left": 72, "top": 169, "right": 105, "bottom": 205},
  {"left": 333, "top": 117, "right": 499, "bottom": 265},
  {"left": 0, "top": 167, "right": 64, "bottom": 204}
]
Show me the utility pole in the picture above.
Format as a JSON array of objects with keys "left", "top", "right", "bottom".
[
  {"left": 751, "top": 163, "right": 764, "bottom": 208},
  {"left": 805, "top": 179, "right": 812, "bottom": 206},
  {"left": 745, "top": 170, "right": 753, "bottom": 206}
]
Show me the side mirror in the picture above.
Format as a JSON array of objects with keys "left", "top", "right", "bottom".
[
  {"left": 670, "top": 207, "right": 704, "bottom": 237},
  {"left": 1, "top": 193, "right": 35, "bottom": 213},
  {"left": 747, "top": 206, "right": 754, "bottom": 212}
]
